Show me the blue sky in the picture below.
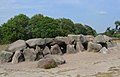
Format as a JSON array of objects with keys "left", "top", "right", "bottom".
[{"left": 0, "top": 0, "right": 120, "bottom": 33}]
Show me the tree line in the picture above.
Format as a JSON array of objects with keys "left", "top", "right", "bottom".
[
  {"left": 0, "top": 14, "right": 97, "bottom": 44},
  {"left": 103, "top": 21, "right": 120, "bottom": 38}
]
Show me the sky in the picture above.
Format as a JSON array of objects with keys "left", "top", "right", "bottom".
[{"left": 0, "top": 0, "right": 120, "bottom": 33}]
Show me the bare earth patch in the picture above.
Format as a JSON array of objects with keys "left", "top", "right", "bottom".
[{"left": 1, "top": 44, "right": 120, "bottom": 77}]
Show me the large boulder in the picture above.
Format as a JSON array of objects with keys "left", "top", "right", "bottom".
[
  {"left": 106, "top": 42, "right": 113, "bottom": 48},
  {"left": 94, "top": 35, "right": 113, "bottom": 43},
  {"left": 99, "top": 47, "right": 109, "bottom": 54},
  {"left": 6, "top": 40, "right": 26, "bottom": 52},
  {"left": 85, "top": 35, "right": 94, "bottom": 42},
  {"left": 12, "top": 50, "right": 22, "bottom": 63},
  {"left": 44, "top": 55, "right": 66, "bottom": 65},
  {"left": 50, "top": 44, "right": 62, "bottom": 55},
  {"left": 76, "top": 41, "right": 84, "bottom": 52},
  {"left": 87, "top": 42, "right": 102, "bottom": 52},
  {"left": 50, "top": 39, "right": 66, "bottom": 46},
  {"left": 66, "top": 44, "right": 76, "bottom": 54},
  {"left": 23, "top": 48, "right": 37, "bottom": 61},
  {"left": 55, "top": 37, "right": 70, "bottom": 44},
  {"left": 42, "top": 46, "right": 51, "bottom": 55},
  {"left": 37, "top": 58, "right": 57, "bottom": 69},
  {"left": 79, "top": 34, "right": 87, "bottom": 43},
  {"left": 103, "top": 35, "right": 113, "bottom": 42},
  {"left": 44, "top": 38, "right": 54, "bottom": 45},
  {"left": 111, "top": 41, "right": 117, "bottom": 47},
  {"left": 0, "top": 51, "right": 13, "bottom": 64},
  {"left": 68, "top": 34, "right": 87, "bottom": 43},
  {"left": 26, "top": 38, "right": 45, "bottom": 47},
  {"left": 106, "top": 41, "right": 117, "bottom": 48},
  {"left": 94, "top": 35, "right": 106, "bottom": 43},
  {"left": 35, "top": 46, "right": 43, "bottom": 61},
  {"left": 35, "top": 46, "right": 41, "bottom": 53}
]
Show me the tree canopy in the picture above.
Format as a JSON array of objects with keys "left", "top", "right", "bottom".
[{"left": 0, "top": 14, "right": 97, "bottom": 44}]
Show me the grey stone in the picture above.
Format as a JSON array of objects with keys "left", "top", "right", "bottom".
[
  {"left": 12, "top": 50, "right": 22, "bottom": 63},
  {"left": 35, "top": 46, "right": 43, "bottom": 61},
  {"left": 23, "top": 48, "right": 36, "bottom": 61},
  {"left": 68, "top": 34, "right": 87, "bottom": 43},
  {"left": 87, "top": 42, "right": 102, "bottom": 52},
  {"left": 35, "top": 46, "right": 41, "bottom": 53},
  {"left": 76, "top": 41, "right": 84, "bottom": 52},
  {"left": 79, "top": 34, "right": 87, "bottom": 43},
  {"left": 7, "top": 40, "right": 26, "bottom": 52},
  {"left": 106, "top": 42, "right": 113, "bottom": 48},
  {"left": 103, "top": 35, "right": 113, "bottom": 42},
  {"left": 55, "top": 37, "right": 70, "bottom": 44},
  {"left": 112, "top": 41, "right": 117, "bottom": 46},
  {"left": 85, "top": 35, "right": 94, "bottom": 42},
  {"left": 94, "top": 35, "right": 106, "bottom": 43},
  {"left": 37, "top": 58, "right": 57, "bottom": 69},
  {"left": 50, "top": 44, "right": 62, "bottom": 55},
  {"left": 99, "top": 47, "right": 109, "bottom": 54},
  {"left": 0, "top": 51, "right": 13, "bottom": 64},
  {"left": 42, "top": 46, "right": 51, "bottom": 55},
  {"left": 66, "top": 44, "right": 76, "bottom": 54},
  {"left": 50, "top": 39, "right": 66, "bottom": 46},
  {"left": 44, "top": 55, "right": 66, "bottom": 65},
  {"left": 44, "top": 38, "right": 54, "bottom": 45},
  {"left": 26, "top": 38, "right": 45, "bottom": 47},
  {"left": 94, "top": 35, "right": 113, "bottom": 43}
]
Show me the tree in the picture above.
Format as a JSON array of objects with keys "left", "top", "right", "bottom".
[
  {"left": 84, "top": 25, "right": 97, "bottom": 36},
  {"left": 56, "top": 18, "right": 75, "bottom": 36},
  {"left": 1, "top": 14, "right": 30, "bottom": 43},
  {"left": 115, "top": 21, "right": 120, "bottom": 32},
  {"left": 0, "top": 13, "right": 97, "bottom": 44},
  {"left": 74, "top": 23, "right": 86, "bottom": 35},
  {"left": 29, "top": 14, "right": 63, "bottom": 38},
  {"left": 29, "top": 14, "right": 44, "bottom": 38}
]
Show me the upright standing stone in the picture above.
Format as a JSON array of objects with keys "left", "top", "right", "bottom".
[
  {"left": 23, "top": 48, "right": 36, "bottom": 61},
  {"left": 35, "top": 46, "right": 43, "bottom": 61},
  {"left": 66, "top": 44, "right": 76, "bottom": 54},
  {"left": 0, "top": 51, "right": 13, "bottom": 64},
  {"left": 99, "top": 47, "right": 109, "bottom": 54},
  {"left": 87, "top": 42, "right": 102, "bottom": 52},
  {"left": 42, "top": 46, "right": 51, "bottom": 55},
  {"left": 76, "top": 42, "right": 84, "bottom": 52},
  {"left": 50, "top": 44, "right": 62, "bottom": 55},
  {"left": 12, "top": 50, "right": 22, "bottom": 63}
]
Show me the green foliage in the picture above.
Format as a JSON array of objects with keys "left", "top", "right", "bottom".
[
  {"left": 104, "top": 28, "right": 115, "bottom": 37},
  {"left": 85, "top": 25, "right": 97, "bottom": 36},
  {"left": 103, "top": 20, "right": 120, "bottom": 38},
  {"left": 0, "top": 14, "right": 97, "bottom": 44},
  {"left": 74, "top": 23, "right": 86, "bottom": 35},
  {"left": 56, "top": 18, "right": 75, "bottom": 36},
  {"left": 0, "top": 14, "right": 30, "bottom": 44}
]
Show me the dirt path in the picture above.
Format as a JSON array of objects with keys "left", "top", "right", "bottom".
[{"left": 1, "top": 44, "right": 120, "bottom": 77}]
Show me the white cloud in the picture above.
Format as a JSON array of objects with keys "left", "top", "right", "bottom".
[{"left": 99, "top": 11, "right": 108, "bottom": 15}]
